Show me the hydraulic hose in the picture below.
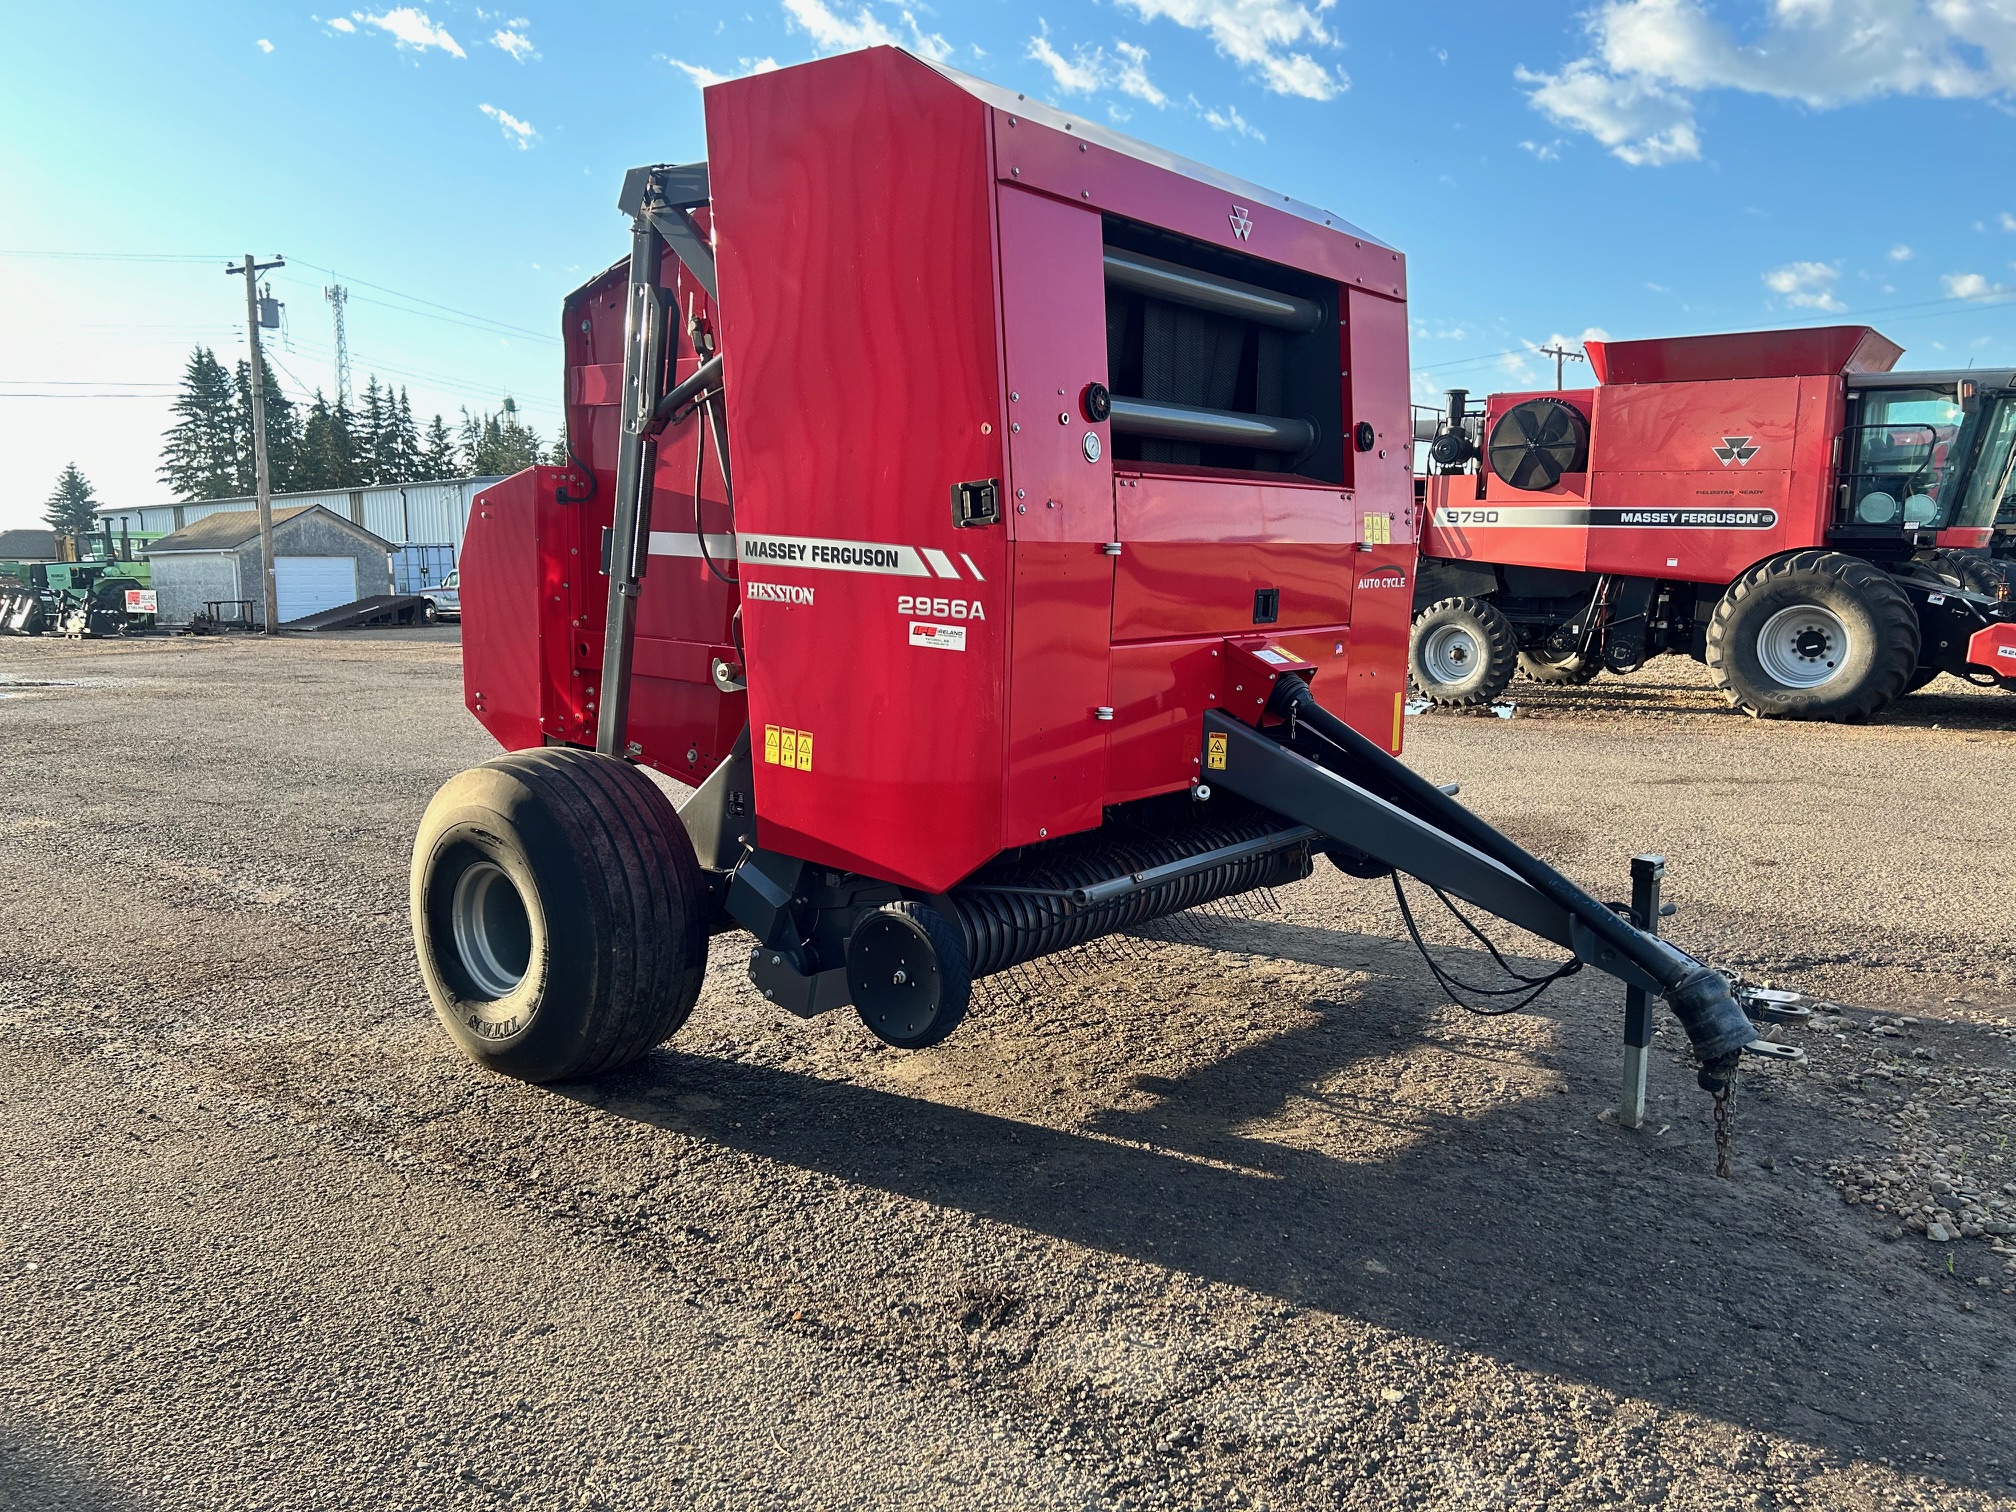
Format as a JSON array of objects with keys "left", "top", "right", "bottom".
[{"left": 1266, "top": 676, "right": 1756, "bottom": 1088}]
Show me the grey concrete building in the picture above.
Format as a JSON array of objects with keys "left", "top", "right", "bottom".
[{"left": 143, "top": 506, "right": 393, "bottom": 627}]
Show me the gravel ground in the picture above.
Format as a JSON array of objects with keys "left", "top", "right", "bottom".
[{"left": 1, "top": 633, "right": 2013, "bottom": 1510}]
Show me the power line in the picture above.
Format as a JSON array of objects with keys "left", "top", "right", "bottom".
[{"left": 282, "top": 257, "right": 561, "bottom": 343}]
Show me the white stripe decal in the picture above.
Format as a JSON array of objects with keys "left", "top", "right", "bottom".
[
  {"left": 736, "top": 532, "right": 934, "bottom": 577},
  {"left": 648, "top": 531, "right": 740, "bottom": 559},
  {"left": 959, "top": 552, "right": 985, "bottom": 582},
  {"left": 921, "top": 547, "right": 960, "bottom": 579}
]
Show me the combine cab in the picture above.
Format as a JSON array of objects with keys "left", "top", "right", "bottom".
[{"left": 1411, "top": 329, "right": 2016, "bottom": 718}]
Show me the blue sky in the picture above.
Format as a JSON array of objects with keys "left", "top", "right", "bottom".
[{"left": 5, "top": 0, "right": 2016, "bottom": 530}]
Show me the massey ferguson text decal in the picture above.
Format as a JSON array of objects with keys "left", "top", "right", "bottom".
[
  {"left": 732, "top": 533, "right": 986, "bottom": 581},
  {"left": 1436, "top": 506, "right": 1778, "bottom": 530}
]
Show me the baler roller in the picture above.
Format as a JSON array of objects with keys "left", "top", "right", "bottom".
[
  {"left": 1102, "top": 246, "right": 1323, "bottom": 333},
  {"left": 1108, "top": 395, "right": 1316, "bottom": 455}
]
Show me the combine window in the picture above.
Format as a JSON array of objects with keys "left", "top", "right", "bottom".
[{"left": 1100, "top": 217, "right": 1342, "bottom": 484}]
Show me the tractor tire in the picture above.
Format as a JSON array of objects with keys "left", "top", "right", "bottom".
[
  {"left": 1903, "top": 548, "right": 2006, "bottom": 596},
  {"left": 1705, "top": 551, "right": 1920, "bottom": 721},
  {"left": 410, "top": 747, "right": 709, "bottom": 1082},
  {"left": 1408, "top": 597, "right": 1518, "bottom": 707},
  {"left": 1903, "top": 667, "right": 1942, "bottom": 695},
  {"left": 1519, "top": 645, "right": 1603, "bottom": 686},
  {"left": 848, "top": 901, "right": 972, "bottom": 1050}
]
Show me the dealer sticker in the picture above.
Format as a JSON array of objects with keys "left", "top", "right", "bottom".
[
  {"left": 1998, "top": 646, "right": 2016, "bottom": 661},
  {"left": 908, "top": 621, "right": 966, "bottom": 651}
]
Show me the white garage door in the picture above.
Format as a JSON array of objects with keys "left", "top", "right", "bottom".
[{"left": 274, "top": 556, "right": 359, "bottom": 623}]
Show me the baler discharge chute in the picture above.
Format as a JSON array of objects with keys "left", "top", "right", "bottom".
[{"left": 417, "top": 46, "right": 1804, "bottom": 1147}]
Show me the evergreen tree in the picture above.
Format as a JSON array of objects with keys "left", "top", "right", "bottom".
[
  {"left": 158, "top": 347, "right": 241, "bottom": 501},
  {"left": 385, "top": 387, "right": 423, "bottom": 482},
  {"left": 42, "top": 463, "right": 100, "bottom": 537},
  {"left": 546, "top": 423, "right": 574, "bottom": 467},
  {"left": 419, "top": 414, "right": 458, "bottom": 478},
  {"left": 359, "top": 377, "right": 390, "bottom": 484},
  {"left": 297, "top": 390, "right": 365, "bottom": 491},
  {"left": 460, "top": 396, "right": 544, "bottom": 476},
  {"left": 232, "top": 353, "right": 298, "bottom": 495}
]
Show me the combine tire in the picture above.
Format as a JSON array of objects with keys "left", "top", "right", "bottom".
[
  {"left": 410, "top": 748, "right": 709, "bottom": 1082},
  {"left": 1408, "top": 597, "right": 1517, "bottom": 707},
  {"left": 1519, "top": 644, "right": 1602, "bottom": 685},
  {"left": 1706, "top": 551, "right": 1919, "bottom": 721}
]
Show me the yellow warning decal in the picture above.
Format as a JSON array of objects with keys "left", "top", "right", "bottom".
[
  {"left": 1390, "top": 691, "right": 1405, "bottom": 752},
  {"left": 1362, "top": 512, "right": 1392, "bottom": 546},
  {"left": 763, "top": 725, "right": 815, "bottom": 771},
  {"left": 1205, "top": 732, "right": 1228, "bottom": 771}
]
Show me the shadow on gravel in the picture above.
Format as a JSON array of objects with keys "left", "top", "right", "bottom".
[
  {"left": 580, "top": 1013, "right": 2015, "bottom": 1493},
  {"left": 0, "top": 1426, "right": 140, "bottom": 1512}
]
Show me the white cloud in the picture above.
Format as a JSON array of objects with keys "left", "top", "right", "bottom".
[
  {"left": 1889, "top": 244, "right": 1914, "bottom": 261},
  {"left": 1764, "top": 260, "right": 1846, "bottom": 312},
  {"left": 2002, "top": 212, "right": 2016, "bottom": 231},
  {"left": 1521, "top": 0, "right": 2016, "bottom": 166},
  {"left": 1027, "top": 26, "right": 1166, "bottom": 105},
  {"left": 1944, "top": 271, "right": 2015, "bottom": 300},
  {"left": 1202, "top": 102, "right": 1263, "bottom": 139},
  {"left": 1115, "top": 0, "right": 1347, "bottom": 101},
  {"left": 356, "top": 8, "right": 465, "bottom": 58},
  {"left": 492, "top": 22, "right": 537, "bottom": 62},
  {"left": 782, "top": 0, "right": 950, "bottom": 62},
  {"left": 479, "top": 102, "right": 537, "bottom": 149},
  {"left": 326, "top": 16, "right": 356, "bottom": 32},
  {"left": 256, "top": 37, "right": 274, "bottom": 53},
  {"left": 668, "top": 55, "right": 780, "bottom": 89},
  {"left": 1518, "top": 138, "right": 1561, "bottom": 160}
]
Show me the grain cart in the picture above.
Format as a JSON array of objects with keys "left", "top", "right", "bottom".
[
  {"left": 411, "top": 47, "right": 1788, "bottom": 1109},
  {"left": 1409, "top": 328, "right": 2016, "bottom": 718}
]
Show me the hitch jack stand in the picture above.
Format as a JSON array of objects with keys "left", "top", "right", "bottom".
[{"left": 1618, "top": 854, "right": 1663, "bottom": 1130}]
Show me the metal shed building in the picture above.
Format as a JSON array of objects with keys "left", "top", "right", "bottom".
[
  {"left": 143, "top": 505, "right": 393, "bottom": 627},
  {"left": 95, "top": 475, "right": 502, "bottom": 580}
]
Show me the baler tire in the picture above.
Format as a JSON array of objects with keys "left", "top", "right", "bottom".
[
  {"left": 848, "top": 902, "right": 972, "bottom": 1051},
  {"left": 1408, "top": 597, "right": 1518, "bottom": 707},
  {"left": 1518, "top": 646, "right": 1602, "bottom": 686},
  {"left": 410, "top": 748, "right": 708, "bottom": 1083},
  {"left": 1705, "top": 550, "right": 1919, "bottom": 721}
]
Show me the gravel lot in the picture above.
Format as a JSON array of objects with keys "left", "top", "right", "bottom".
[{"left": 2, "top": 631, "right": 2013, "bottom": 1510}]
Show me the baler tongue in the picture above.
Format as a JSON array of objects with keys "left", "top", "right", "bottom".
[{"left": 1202, "top": 644, "right": 1801, "bottom": 1098}]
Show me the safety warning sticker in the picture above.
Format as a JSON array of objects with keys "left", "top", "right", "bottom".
[
  {"left": 1205, "top": 732, "right": 1228, "bottom": 770},
  {"left": 763, "top": 725, "right": 814, "bottom": 771},
  {"left": 908, "top": 621, "right": 966, "bottom": 651}
]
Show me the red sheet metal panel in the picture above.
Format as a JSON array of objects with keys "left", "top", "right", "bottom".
[
  {"left": 1587, "top": 326, "right": 1901, "bottom": 385},
  {"left": 707, "top": 48, "right": 1009, "bottom": 891},
  {"left": 462, "top": 469, "right": 567, "bottom": 752}
]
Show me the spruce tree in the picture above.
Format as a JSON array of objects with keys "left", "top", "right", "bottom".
[
  {"left": 158, "top": 347, "right": 242, "bottom": 501},
  {"left": 298, "top": 390, "right": 364, "bottom": 490},
  {"left": 420, "top": 414, "right": 458, "bottom": 478},
  {"left": 232, "top": 353, "right": 298, "bottom": 495},
  {"left": 460, "top": 396, "right": 544, "bottom": 475},
  {"left": 386, "top": 388, "right": 423, "bottom": 481},
  {"left": 359, "top": 377, "right": 390, "bottom": 483},
  {"left": 43, "top": 463, "right": 100, "bottom": 537}
]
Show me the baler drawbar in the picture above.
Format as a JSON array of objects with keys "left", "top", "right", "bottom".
[{"left": 411, "top": 46, "right": 1796, "bottom": 1131}]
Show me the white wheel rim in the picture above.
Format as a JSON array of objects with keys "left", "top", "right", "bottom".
[
  {"left": 1756, "top": 604, "right": 1850, "bottom": 689},
  {"left": 1422, "top": 624, "right": 1482, "bottom": 685},
  {"left": 450, "top": 860, "right": 531, "bottom": 999}
]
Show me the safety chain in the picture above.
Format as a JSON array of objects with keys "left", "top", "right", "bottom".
[{"left": 1711, "top": 1073, "right": 1739, "bottom": 1180}]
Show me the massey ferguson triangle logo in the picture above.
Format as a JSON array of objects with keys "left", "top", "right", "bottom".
[
  {"left": 1713, "top": 436, "right": 1760, "bottom": 467},
  {"left": 1229, "top": 205, "right": 1252, "bottom": 240}
]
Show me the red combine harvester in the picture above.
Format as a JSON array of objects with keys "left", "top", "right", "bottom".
[
  {"left": 1410, "top": 329, "right": 2016, "bottom": 719},
  {"left": 410, "top": 48, "right": 1794, "bottom": 1113}
]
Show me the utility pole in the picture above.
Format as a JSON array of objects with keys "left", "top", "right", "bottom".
[
  {"left": 229, "top": 254, "right": 286, "bottom": 634},
  {"left": 1540, "top": 342, "right": 1586, "bottom": 390},
  {"left": 323, "top": 283, "right": 351, "bottom": 404}
]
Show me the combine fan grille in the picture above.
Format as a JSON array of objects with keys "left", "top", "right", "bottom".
[{"left": 1487, "top": 397, "right": 1589, "bottom": 490}]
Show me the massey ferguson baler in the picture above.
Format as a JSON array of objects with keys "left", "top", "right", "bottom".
[
  {"left": 411, "top": 47, "right": 1790, "bottom": 1117},
  {"left": 1410, "top": 328, "right": 2016, "bottom": 719}
]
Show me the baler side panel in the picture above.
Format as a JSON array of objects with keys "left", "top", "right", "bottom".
[
  {"left": 462, "top": 468, "right": 566, "bottom": 752},
  {"left": 707, "top": 48, "right": 1010, "bottom": 892},
  {"left": 1335, "top": 289, "right": 1415, "bottom": 751},
  {"left": 997, "top": 186, "right": 1115, "bottom": 846}
]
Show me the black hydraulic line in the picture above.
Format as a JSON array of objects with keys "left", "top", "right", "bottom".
[
  {"left": 1102, "top": 247, "right": 1322, "bottom": 333},
  {"left": 1108, "top": 395, "right": 1315, "bottom": 454},
  {"left": 1257, "top": 679, "right": 1757, "bottom": 1087},
  {"left": 650, "top": 350, "right": 724, "bottom": 429}
]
